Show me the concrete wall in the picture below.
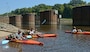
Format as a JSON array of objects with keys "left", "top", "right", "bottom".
[
  {"left": 50, "top": 10, "right": 58, "bottom": 24},
  {"left": 81, "top": 6, "right": 90, "bottom": 25},
  {"left": 73, "top": 7, "right": 82, "bottom": 25},
  {"left": 0, "top": 16, "right": 9, "bottom": 23},
  {"left": 40, "top": 11, "right": 50, "bottom": 25},
  {"left": 73, "top": 6, "right": 90, "bottom": 26},
  {"left": 0, "top": 13, "right": 36, "bottom": 29},
  {"left": 22, "top": 13, "right": 35, "bottom": 29},
  {"left": 9, "top": 15, "right": 22, "bottom": 28},
  {"left": 40, "top": 10, "right": 58, "bottom": 25}
]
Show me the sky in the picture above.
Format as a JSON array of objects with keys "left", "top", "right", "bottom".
[{"left": 0, "top": 0, "right": 90, "bottom": 14}]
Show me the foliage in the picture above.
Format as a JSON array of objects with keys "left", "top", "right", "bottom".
[
  {"left": 32, "top": 4, "right": 52, "bottom": 15},
  {"left": 69, "top": 0, "right": 86, "bottom": 6},
  {"left": 52, "top": 4, "right": 64, "bottom": 15},
  {"left": 63, "top": 4, "right": 73, "bottom": 18},
  {"left": 87, "top": 2, "right": 90, "bottom": 5}
]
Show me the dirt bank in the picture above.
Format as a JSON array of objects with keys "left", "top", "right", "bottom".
[
  {"left": 0, "top": 22, "right": 24, "bottom": 39},
  {"left": 0, "top": 31, "right": 12, "bottom": 39}
]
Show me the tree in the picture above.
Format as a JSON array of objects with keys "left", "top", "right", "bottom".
[
  {"left": 32, "top": 4, "right": 52, "bottom": 15},
  {"left": 87, "top": 2, "right": 90, "bottom": 5},
  {"left": 69, "top": 0, "right": 86, "bottom": 6},
  {"left": 63, "top": 4, "right": 73, "bottom": 18},
  {"left": 11, "top": 7, "right": 32, "bottom": 15},
  {"left": 52, "top": 4, "right": 64, "bottom": 15}
]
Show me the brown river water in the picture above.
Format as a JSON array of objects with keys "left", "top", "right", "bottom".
[{"left": 0, "top": 23, "right": 90, "bottom": 52}]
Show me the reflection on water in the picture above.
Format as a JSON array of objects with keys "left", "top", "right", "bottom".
[
  {"left": 21, "top": 24, "right": 35, "bottom": 30},
  {"left": 8, "top": 42, "right": 21, "bottom": 49},
  {"left": 2, "top": 45, "right": 9, "bottom": 49},
  {"left": 9, "top": 42, "right": 22, "bottom": 52},
  {"left": 0, "top": 44, "right": 18, "bottom": 52},
  {"left": 39, "top": 25, "right": 58, "bottom": 33},
  {"left": 1, "top": 24, "right": 90, "bottom": 52}
]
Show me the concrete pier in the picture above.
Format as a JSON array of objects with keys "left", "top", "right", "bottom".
[
  {"left": 40, "top": 10, "right": 58, "bottom": 25},
  {"left": 22, "top": 13, "right": 35, "bottom": 29},
  {"left": 73, "top": 6, "right": 90, "bottom": 26},
  {"left": 9, "top": 15, "right": 22, "bottom": 28}
]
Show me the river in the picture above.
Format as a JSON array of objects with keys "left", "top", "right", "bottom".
[{"left": 0, "top": 21, "right": 90, "bottom": 52}]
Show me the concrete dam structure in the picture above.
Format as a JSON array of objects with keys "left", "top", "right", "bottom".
[
  {"left": 9, "top": 13, "right": 35, "bottom": 29},
  {"left": 40, "top": 10, "right": 58, "bottom": 25},
  {"left": 0, "top": 10, "right": 59, "bottom": 29},
  {"left": 72, "top": 6, "right": 90, "bottom": 26},
  {"left": 22, "top": 13, "right": 35, "bottom": 29},
  {"left": 9, "top": 15, "right": 22, "bottom": 28}
]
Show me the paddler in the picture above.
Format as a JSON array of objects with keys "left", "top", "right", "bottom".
[
  {"left": 6, "top": 30, "right": 25, "bottom": 40},
  {"left": 72, "top": 26, "right": 77, "bottom": 33},
  {"left": 28, "top": 28, "right": 43, "bottom": 38},
  {"left": 14, "top": 30, "right": 25, "bottom": 40}
]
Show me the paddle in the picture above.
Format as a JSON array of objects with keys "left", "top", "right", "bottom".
[
  {"left": 26, "top": 35, "right": 32, "bottom": 39},
  {"left": 1, "top": 40, "right": 9, "bottom": 45}
]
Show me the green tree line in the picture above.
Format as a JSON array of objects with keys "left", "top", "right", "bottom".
[{"left": 1, "top": 0, "right": 89, "bottom": 18}]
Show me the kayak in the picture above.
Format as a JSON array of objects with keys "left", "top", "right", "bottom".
[
  {"left": 65, "top": 31, "right": 90, "bottom": 35},
  {"left": 4, "top": 33, "right": 56, "bottom": 45},
  {"left": 11, "top": 39, "right": 43, "bottom": 46},
  {"left": 27, "top": 34, "right": 57, "bottom": 38},
  {"left": 5, "top": 36, "right": 43, "bottom": 45},
  {"left": 6, "top": 34, "right": 57, "bottom": 39},
  {"left": 33, "top": 34, "right": 56, "bottom": 38}
]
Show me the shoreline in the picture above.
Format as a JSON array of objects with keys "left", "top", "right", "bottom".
[
  {"left": 0, "top": 22, "right": 24, "bottom": 39},
  {"left": 60, "top": 18, "right": 72, "bottom": 25},
  {"left": 0, "top": 31, "right": 12, "bottom": 39}
]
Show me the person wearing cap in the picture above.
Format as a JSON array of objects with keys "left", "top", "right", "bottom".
[
  {"left": 72, "top": 26, "right": 77, "bottom": 33},
  {"left": 28, "top": 28, "right": 35, "bottom": 35},
  {"left": 28, "top": 28, "right": 43, "bottom": 38}
]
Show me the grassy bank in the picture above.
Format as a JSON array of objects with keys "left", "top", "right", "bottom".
[{"left": 60, "top": 18, "right": 72, "bottom": 25}]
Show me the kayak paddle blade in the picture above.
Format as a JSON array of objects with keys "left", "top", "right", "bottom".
[
  {"left": 26, "top": 35, "right": 32, "bottom": 39},
  {"left": 2, "top": 40, "right": 9, "bottom": 44}
]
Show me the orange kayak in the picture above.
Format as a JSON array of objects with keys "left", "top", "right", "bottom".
[
  {"left": 25, "top": 34, "right": 57, "bottom": 38},
  {"left": 10, "top": 39, "right": 43, "bottom": 46},
  {"left": 65, "top": 31, "right": 90, "bottom": 35},
  {"left": 32, "top": 34, "right": 57, "bottom": 38}
]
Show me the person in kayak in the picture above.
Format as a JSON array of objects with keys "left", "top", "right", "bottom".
[
  {"left": 14, "top": 30, "right": 25, "bottom": 40},
  {"left": 71, "top": 26, "right": 83, "bottom": 34},
  {"left": 28, "top": 28, "right": 35, "bottom": 35},
  {"left": 6, "top": 34, "right": 14, "bottom": 40},
  {"left": 77, "top": 29, "right": 82, "bottom": 32},
  {"left": 6, "top": 30, "right": 25, "bottom": 40},
  {"left": 28, "top": 28, "right": 43, "bottom": 38},
  {"left": 72, "top": 26, "right": 77, "bottom": 33}
]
